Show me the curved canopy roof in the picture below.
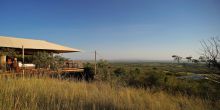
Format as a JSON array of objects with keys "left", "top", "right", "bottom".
[{"left": 0, "top": 36, "right": 80, "bottom": 53}]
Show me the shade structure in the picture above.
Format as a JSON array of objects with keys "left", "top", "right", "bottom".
[{"left": 0, "top": 36, "right": 80, "bottom": 53}]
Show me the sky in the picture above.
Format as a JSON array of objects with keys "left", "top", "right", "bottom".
[{"left": 0, "top": 0, "right": 220, "bottom": 61}]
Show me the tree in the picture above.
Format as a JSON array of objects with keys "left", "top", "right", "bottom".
[
  {"left": 0, "top": 48, "right": 18, "bottom": 58},
  {"left": 186, "top": 56, "right": 192, "bottom": 62},
  {"left": 52, "top": 55, "right": 67, "bottom": 70},
  {"left": 32, "top": 51, "right": 54, "bottom": 69},
  {"left": 172, "top": 55, "right": 182, "bottom": 63},
  {"left": 192, "top": 59, "right": 199, "bottom": 64},
  {"left": 200, "top": 37, "right": 220, "bottom": 69},
  {"left": 199, "top": 56, "right": 206, "bottom": 62}
]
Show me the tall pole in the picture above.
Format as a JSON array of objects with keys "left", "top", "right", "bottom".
[
  {"left": 22, "top": 45, "right": 24, "bottom": 64},
  {"left": 95, "top": 50, "right": 97, "bottom": 75},
  {"left": 22, "top": 45, "right": 24, "bottom": 76}
]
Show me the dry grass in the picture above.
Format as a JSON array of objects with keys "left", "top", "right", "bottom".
[{"left": 0, "top": 77, "right": 218, "bottom": 110}]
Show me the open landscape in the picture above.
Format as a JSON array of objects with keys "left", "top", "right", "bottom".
[
  {"left": 1, "top": 0, "right": 220, "bottom": 110},
  {"left": 0, "top": 61, "right": 220, "bottom": 110}
]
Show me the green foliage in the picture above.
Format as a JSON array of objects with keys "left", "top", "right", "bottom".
[
  {"left": 16, "top": 55, "right": 33, "bottom": 63},
  {"left": 32, "top": 51, "right": 67, "bottom": 70},
  {"left": 172, "top": 55, "right": 182, "bottom": 63},
  {"left": 32, "top": 51, "right": 54, "bottom": 69},
  {"left": 107, "top": 62, "right": 220, "bottom": 101},
  {"left": 114, "top": 67, "right": 126, "bottom": 77},
  {"left": 125, "top": 70, "right": 167, "bottom": 88},
  {"left": 122, "top": 68, "right": 142, "bottom": 87},
  {"left": 128, "top": 68, "right": 141, "bottom": 79},
  {"left": 0, "top": 48, "right": 68, "bottom": 71},
  {"left": 96, "top": 60, "right": 110, "bottom": 81},
  {"left": 0, "top": 48, "right": 18, "bottom": 57},
  {"left": 83, "top": 63, "right": 95, "bottom": 81},
  {"left": 51, "top": 55, "right": 67, "bottom": 70},
  {"left": 143, "top": 72, "right": 166, "bottom": 88}
]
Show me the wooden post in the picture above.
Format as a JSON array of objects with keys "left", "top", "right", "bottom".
[
  {"left": 95, "top": 50, "right": 97, "bottom": 75},
  {"left": 0, "top": 55, "right": 6, "bottom": 72},
  {"left": 22, "top": 45, "right": 24, "bottom": 76}
]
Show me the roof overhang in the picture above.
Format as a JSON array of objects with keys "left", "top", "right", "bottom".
[{"left": 0, "top": 36, "right": 80, "bottom": 53}]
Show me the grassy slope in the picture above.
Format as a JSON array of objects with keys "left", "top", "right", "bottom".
[{"left": 0, "top": 78, "right": 219, "bottom": 110}]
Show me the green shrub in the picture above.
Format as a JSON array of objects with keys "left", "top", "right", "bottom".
[
  {"left": 84, "top": 63, "right": 95, "bottom": 81},
  {"left": 142, "top": 72, "right": 166, "bottom": 88},
  {"left": 32, "top": 51, "right": 54, "bottom": 69},
  {"left": 97, "top": 60, "right": 110, "bottom": 81},
  {"left": 114, "top": 67, "right": 126, "bottom": 77}
]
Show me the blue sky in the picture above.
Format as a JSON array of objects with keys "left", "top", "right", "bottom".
[{"left": 0, "top": 0, "right": 220, "bottom": 60}]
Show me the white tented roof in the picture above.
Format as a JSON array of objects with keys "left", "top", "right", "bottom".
[{"left": 0, "top": 36, "right": 80, "bottom": 53}]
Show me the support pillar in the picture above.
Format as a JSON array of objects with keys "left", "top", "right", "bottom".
[{"left": 0, "top": 55, "right": 6, "bottom": 72}]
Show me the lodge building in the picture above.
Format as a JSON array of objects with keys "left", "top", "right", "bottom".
[{"left": 0, "top": 36, "right": 81, "bottom": 73}]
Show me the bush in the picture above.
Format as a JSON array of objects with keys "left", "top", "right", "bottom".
[
  {"left": 114, "top": 67, "right": 126, "bottom": 77},
  {"left": 97, "top": 60, "right": 110, "bottom": 81},
  {"left": 142, "top": 72, "right": 166, "bottom": 88},
  {"left": 84, "top": 63, "right": 95, "bottom": 81},
  {"left": 125, "top": 68, "right": 142, "bottom": 87}
]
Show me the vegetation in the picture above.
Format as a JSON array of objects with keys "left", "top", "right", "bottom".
[
  {"left": 0, "top": 49, "right": 67, "bottom": 71},
  {"left": 91, "top": 61, "right": 220, "bottom": 101},
  {"left": 0, "top": 48, "right": 18, "bottom": 58},
  {"left": 0, "top": 48, "right": 18, "bottom": 72},
  {"left": 171, "top": 37, "right": 220, "bottom": 69},
  {"left": 0, "top": 77, "right": 219, "bottom": 110},
  {"left": 28, "top": 51, "right": 67, "bottom": 70},
  {"left": 84, "top": 63, "right": 95, "bottom": 81},
  {"left": 200, "top": 37, "right": 220, "bottom": 69},
  {"left": 1, "top": 37, "right": 220, "bottom": 109},
  {"left": 172, "top": 55, "right": 182, "bottom": 63}
]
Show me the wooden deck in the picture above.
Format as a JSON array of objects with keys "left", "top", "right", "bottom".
[
  {"left": 0, "top": 68, "right": 84, "bottom": 78},
  {"left": 62, "top": 68, "right": 84, "bottom": 72}
]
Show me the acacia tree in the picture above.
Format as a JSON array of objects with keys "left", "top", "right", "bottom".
[
  {"left": 172, "top": 55, "right": 182, "bottom": 63},
  {"left": 200, "top": 37, "right": 220, "bottom": 69},
  {"left": 192, "top": 59, "right": 199, "bottom": 64},
  {"left": 199, "top": 56, "right": 206, "bottom": 62},
  {"left": 186, "top": 56, "right": 192, "bottom": 62}
]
